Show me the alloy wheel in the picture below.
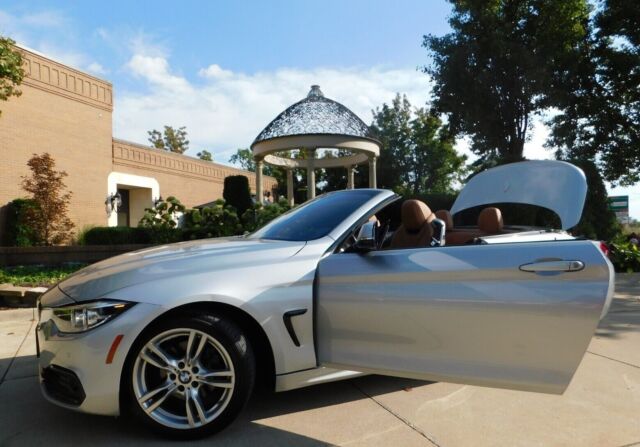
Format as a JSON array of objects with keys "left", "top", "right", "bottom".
[{"left": 132, "top": 328, "right": 236, "bottom": 430}]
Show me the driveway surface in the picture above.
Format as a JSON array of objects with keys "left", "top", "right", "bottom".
[{"left": 1, "top": 275, "right": 639, "bottom": 446}]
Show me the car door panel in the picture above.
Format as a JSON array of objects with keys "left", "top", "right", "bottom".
[{"left": 316, "top": 240, "right": 613, "bottom": 394}]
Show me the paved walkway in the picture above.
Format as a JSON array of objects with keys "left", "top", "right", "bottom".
[{"left": 1, "top": 276, "right": 639, "bottom": 446}]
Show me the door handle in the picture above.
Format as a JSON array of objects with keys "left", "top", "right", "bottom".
[{"left": 519, "top": 260, "right": 585, "bottom": 273}]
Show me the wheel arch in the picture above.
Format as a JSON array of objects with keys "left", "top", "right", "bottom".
[{"left": 119, "top": 301, "right": 276, "bottom": 414}]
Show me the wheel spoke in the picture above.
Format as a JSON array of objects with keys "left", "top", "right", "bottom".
[
  {"left": 139, "top": 383, "right": 176, "bottom": 414},
  {"left": 140, "top": 343, "right": 176, "bottom": 373},
  {"left": 185, "top": 330, "right": 196, "bottom": 364},
  {"left": 185, "top": 389, "right": 196, "bottom": 427},
  {"left": 195, "top": 369, "right": 234, "bottom": 388},
  {"left": 191, "top": 389, "right": 207, "bottom": 425},
  {"left": 192, "top": 334, "right": 208, "bottom": 364}
]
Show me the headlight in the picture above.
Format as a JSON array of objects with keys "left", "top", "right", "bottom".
[{"left": 51, "top": 300, "right": 135, "bottom": 333}]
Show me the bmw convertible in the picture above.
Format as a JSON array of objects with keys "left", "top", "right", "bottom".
[{"left": 37, "top": 160, "right": 614, "bottom": 438}]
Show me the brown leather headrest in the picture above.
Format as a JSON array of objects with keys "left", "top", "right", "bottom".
[
  {"left": 478, "top": 207, "right": 503, "bottom": 234},
  {"left": 401, "top": 200, "right": 434, "bottom": 232},
  {"left": 435, "top": 209, "right": 453, "bottom": 230}
]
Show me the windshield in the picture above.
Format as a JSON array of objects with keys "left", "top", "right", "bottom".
[{"left": 250, "top": 190, "right": 381, "bottom": 241}]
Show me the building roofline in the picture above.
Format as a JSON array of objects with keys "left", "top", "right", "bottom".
[
  {"left": 16, "top": 43, "right": 113, "bottom": 86},
  {"left": 112, "top": 138, "right": 277, "bottom": 180}
]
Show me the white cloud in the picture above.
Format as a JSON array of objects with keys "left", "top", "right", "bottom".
[
  {"left": 114, "top": 52, "right": 431, "bottom": 164},
  {"left": 86, "top": 62, "right": 108, "bottom": 76},
  {"left": 199, "top": 64, "right": 233, "bottom": 80}
]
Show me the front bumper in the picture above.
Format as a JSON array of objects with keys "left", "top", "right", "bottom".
[{"left": 37, "top": 302, "right": 165, "bottom": 416}]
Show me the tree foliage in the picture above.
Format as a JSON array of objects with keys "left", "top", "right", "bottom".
[
  {"left": 549, "top": 0, "right": 640, "bottom": 185},
  {"left": 21, "top": 153, "right": 75, "bottom": 245},
  {"left": 229, "top": 148, "right": 288, "bottom": 196},
  {"left": 139, "top": 196, "right": 186, "bottom": 230},
  {"left": 568, "top": 159, "right": 620, "bottom": 240},
  {"left": 0, "top": 37, "right": 24, "bottom": 117},
  {"left": 182, "top": 200, "right": 242, "bottom": 239},
  {"left": 147, "top": 126, "right": 189, "bottom": 154},
  {"left": 4, "top": 198, "right": 38, "bottom": 246},
  {"left": 197, "top": 150, "right": 213, "bottom": 161},
  {"left": 423, "top": 0, "right": 592, "bottom": 163},
  {"left": 370, "top": 94, "right": 467, "bottom": 195}
]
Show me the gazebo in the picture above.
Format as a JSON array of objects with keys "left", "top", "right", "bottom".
[{"left": 251, "top": 85, "right": 381, "bottom": 205}]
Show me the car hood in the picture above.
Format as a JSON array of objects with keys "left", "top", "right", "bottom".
[
  {"left": 450, "top": 160, "right": 587, "bottom": 230},
  {"left": 58, "top": 237, "right": 306, "bottom": 301}
]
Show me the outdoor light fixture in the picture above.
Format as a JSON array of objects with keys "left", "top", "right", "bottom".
[
  {"left": 105, "top": 192, "right": 122, "bottom": 217},
  {"left": 153, "top": 195, "right": 163, "bottom": 207}
]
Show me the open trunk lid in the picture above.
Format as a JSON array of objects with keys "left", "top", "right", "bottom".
[{"left": 450, "top": 160, "right": 587, "bottom": 230}]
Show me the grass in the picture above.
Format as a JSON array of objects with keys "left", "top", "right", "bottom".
[{"left": 0, "top": 264, "right": 86, "bottom": 287}]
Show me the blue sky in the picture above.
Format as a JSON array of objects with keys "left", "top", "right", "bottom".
[{"left": 1, "top": 1, "right": 638, "bottom": 217}]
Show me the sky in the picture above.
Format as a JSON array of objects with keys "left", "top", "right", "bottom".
[{"left": 1, "top": 0, "right": 638, "bottom": 218}]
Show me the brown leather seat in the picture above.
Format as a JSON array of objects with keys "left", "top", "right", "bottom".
[
  {"left": 390, "top": 200, "right": 435, "bottom": 249},
  {"left": 446, "top": 206, "right": 504, "bottom": 245},
  {"left": 478, "top": 207, "right": 503, "bottom": 234}
]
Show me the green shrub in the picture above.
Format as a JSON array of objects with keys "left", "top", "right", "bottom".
[
  {"left": 223, "top": 175, "right": 252, "bottom": 216},
  {"left": 83, "top": 227, "right": 154, "bottom": 245},
  {"left": 241, "top": 198, "right": 292, "bottom": 233},
  {"left": 609, "top": 239, "right": 640, "bottom": 273},
  {"left": 4, "top": 198, "right": 39, "bottom": 246},
  {"left": 182, "top": 200, "right": 242, "bottom": 239},
  {"left": 138, "top": 196, "right": 186, "bottom": 230}
]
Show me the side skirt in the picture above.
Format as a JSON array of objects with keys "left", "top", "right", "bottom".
[{"left": 275, "top": 367, "right": 365, "bottom": 392}]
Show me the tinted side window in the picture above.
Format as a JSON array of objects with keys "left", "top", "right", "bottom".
[{"left": 252, "top": 190, "right": 380, "bottom": 241}]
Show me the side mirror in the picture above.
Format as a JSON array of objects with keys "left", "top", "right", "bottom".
[{"left": 354, "top": 221, "right": 377, "bottom": 252}]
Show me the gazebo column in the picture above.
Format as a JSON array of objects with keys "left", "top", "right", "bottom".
[
  {"left": 307, "top": 149, "right": 316, "bottom": 200},
  {"left": 368, "top": 156, "right": 377, "bottom": 188},
  {"left": 286, "top": 168, "right": 294, "bottom": 206},
  {"left": 255, "top": 157, "right": 264, "bottom": 205},
  {"left": 347, "top": 165, "right": 355, "bottom": 189}
]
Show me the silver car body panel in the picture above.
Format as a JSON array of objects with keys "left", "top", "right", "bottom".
[
  {"left": 450, "top": 160, "right": 587, "bottom": 229},
  {"left": 316, "top": 240, "right": 613, "bottom": 394}
]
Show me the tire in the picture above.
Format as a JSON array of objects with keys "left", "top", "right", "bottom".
[{"left": 123, "top": 313, "right": 255, "bottom": 439}]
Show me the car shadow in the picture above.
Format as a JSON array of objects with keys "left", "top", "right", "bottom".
[
  {"left": 593, "top": 297, "right": 640, "bottom": 339},
  {"left": 0, "top": 357, "right": 431, "bottom": 446}
]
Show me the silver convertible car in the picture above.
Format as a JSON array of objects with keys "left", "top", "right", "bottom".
[{"left": 37, "top": 160, "right": 614, "bottom": 438}]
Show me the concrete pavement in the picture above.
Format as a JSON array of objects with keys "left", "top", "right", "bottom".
[{"left": 1, "top": 276, "right": 639, "bottom": 446}]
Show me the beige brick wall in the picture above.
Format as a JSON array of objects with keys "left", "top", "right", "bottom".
[
  {"left": 0, "top": 47, "right": 114, "bottom": 240},
  {"left": 0, "top": 46, "right": 278, "bottom": 242},
  {"left": 112, "top": 139, "right": 278, "bottom": 211}
]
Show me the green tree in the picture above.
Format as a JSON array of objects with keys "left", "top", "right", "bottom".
[
  {"left": 370, "top": 94, "right": 467, "bottom": 195},
  {"left": 0, "top": 37, "right": 25, "bottom": 117},
  {"left": 229, "top": 148, "right": 256, "bottom": 171},
  {"left": 147, "top": 126, "right": 189, "bottom": 153},
  {"left": 568, "top": 159, "right": 620, "bottom": 240},
  {"left": 549, "top": 0, "right": 640, "bottom": 185},
  {"left": 197, "top": 150, "right": 213, "bottom": 161},
  {"left": 21, "top": 153, "right": 75, "bottom": 245},
  {"left": 228, "top": 148, "right": 288, "bottom": 197},
  {"left": 423, "top": 0, "right": 592, "bottom": 164}
]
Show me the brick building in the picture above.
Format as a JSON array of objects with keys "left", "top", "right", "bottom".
[{"left": 0, "top": 46, "right": 277, "bottom": 241}]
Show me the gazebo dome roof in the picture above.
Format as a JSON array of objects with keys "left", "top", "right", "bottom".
[{"left": 252, "top": 85, "right": 375, "bottom": 145}]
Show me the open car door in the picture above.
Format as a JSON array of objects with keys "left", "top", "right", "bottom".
[{"left": 316, "top": 240, "right": 614, "bottom": 394}]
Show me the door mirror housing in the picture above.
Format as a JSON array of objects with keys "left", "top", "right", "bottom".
[{"left": 354, "top": 221, "right": 377, "bottom": 252}]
